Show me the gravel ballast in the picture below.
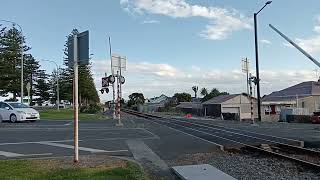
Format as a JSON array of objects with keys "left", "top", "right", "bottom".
[{"left": 167, "top": 150, "right": 320, "bottom": 180}]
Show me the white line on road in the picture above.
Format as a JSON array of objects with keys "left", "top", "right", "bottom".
[
  {"left": 0, "top": 139, "right": 77, "bottom": 146},
  {"left": 0, "top": 151, "right": 24, "bottom": 157},
  {"left": 37, "top": 142, "right": 128, "bottom": 153}
]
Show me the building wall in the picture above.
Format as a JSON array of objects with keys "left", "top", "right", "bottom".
[
  {"left": 222, "top": 95, "right": 258, "bottom": 120},
  {"left": 297, "top": 96, "right": 320, "bottom": 114}
]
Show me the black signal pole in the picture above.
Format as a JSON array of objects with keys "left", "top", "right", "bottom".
[{"left": 254, "top": 1, "right": 272, "bottom": 122}]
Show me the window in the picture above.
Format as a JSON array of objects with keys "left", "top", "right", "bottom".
[{"left": 301, "top": 102, "right": 305, "bottom": 108}]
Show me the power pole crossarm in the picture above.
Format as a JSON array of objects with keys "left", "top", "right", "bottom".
[{"left": 269, "top": 24, "right": 320, "bottom": 68}]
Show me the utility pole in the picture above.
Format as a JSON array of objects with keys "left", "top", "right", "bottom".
[
  {"left": 242, "top": 58, "right": 250, "bottom": 95},
  {"left": 254, "top": 1, "right": 272, "bottom": 122},
  {"left": 73, "top": 34, "right": 79, "bottom": 163}
]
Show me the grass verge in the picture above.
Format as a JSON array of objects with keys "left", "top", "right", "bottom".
[
  {"left": 40, "top": 109, "right": 107, "bottom": 120},
  {"left": 0, "top": 159, "right": 145, "bottom": 180}
]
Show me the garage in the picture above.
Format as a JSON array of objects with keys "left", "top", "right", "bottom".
[{"left": 202, "top": 93, "right": 257, "bottom": 121}]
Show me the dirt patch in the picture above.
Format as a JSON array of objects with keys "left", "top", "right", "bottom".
[{"left": 32, "top": 154, "right": 128, "bottom": 170}]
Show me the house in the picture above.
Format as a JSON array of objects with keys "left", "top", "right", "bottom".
[
  {"left": 141, "top": 94, "right": 171, "bottom": 112},
  {"left": 176, "top": 102, "right": 203, "bottom": 116},
  {"left": 262, "top": 81, "right": 320, "bottom": 121},
  {"left": 202, "top": 93, "right": 257, "bottom": 121}
]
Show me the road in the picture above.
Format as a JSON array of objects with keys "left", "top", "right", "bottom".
[{"left": 0, "top": 116, "right": 218, "bottom": 161}]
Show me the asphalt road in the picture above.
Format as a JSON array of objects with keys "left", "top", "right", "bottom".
[{"left": 0, "top": 116, "right": 218, "bottom": 161}]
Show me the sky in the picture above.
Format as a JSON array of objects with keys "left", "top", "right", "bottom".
[{"left": 1, "top": 0, "right": 320, "bottom": 102}]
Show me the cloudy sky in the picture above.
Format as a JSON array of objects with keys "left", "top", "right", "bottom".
[{"left": 1, "top": 0, "right": 320, "bottom": 101}]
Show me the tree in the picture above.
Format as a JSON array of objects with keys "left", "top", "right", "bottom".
[
  {"left": 200, "top": 88, "right": 208, "bottom": 97},
  {"left": 24, "top": 54, "right": 41, "bottom": 105},
  {"left": 0, "top": 26, "right": 31, "bottom": 100},
  {"left": 192, "top": 86, "right": 198, "bottom": 98},
  {"left": 201, "top": 88, "right": 229, "bottom": 102},
  {"left": 127, "top": 93, "right": 145, "bottom": 107},
  {"left": 173, "top": 92, "right": 192, "bottom": 103},
  {"left": 34, "top": 70, "right": 50, "bottom": 106}
]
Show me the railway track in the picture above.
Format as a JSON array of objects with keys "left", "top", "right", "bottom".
[{"left": 123, "top": 109, "right": 320, "bottom": 171}]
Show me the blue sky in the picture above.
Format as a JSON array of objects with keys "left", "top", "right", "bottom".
[{"left": 1, "top": 0, "right": 320, "bottom": 101}]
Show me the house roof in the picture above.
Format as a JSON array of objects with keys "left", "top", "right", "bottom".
[
  {"left": 176, "top": 102, "right": 202, "bottom": 109},
  {"left": 147, "top": 94, "right": 169, "bottom": 104},
  {"left": 202, "top": 94, "right": 239, "bottom": 105},
  {"left": 263, "top": 81, "right": 320, "bottom": 102}
]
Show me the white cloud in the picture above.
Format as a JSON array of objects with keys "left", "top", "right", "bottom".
[
  {"left": 283, "top": 42, "right": 293, "bottom": 48},
  {"left": 91, "top": 59, "right": 318, "bottom": 102},
  {"left": 314, "top": 16, "right": 320, "bottom": 33},
  {"left": 120, "top": 0, "right": 251, "bottom": 40},
  {"left": 141, "top": 19, "right": 160, "bottom": 24},
  {"left": 284, "top": 15, "right": 320, "bottom": 54},
  {"left": 296, "top": 36, "right": 320, "bottom": 54},
  {"left": 260, "top": 39, "right": 271, "bottom": 45}
]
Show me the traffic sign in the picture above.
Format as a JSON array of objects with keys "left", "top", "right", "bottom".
[
  {"left": 102, "top": 77, "right": 109, "bottom": 87},
  {"left": 108, "top": 75, "right": 115, "bottom": 84},
  {"left": 68, "top": 31, "right": 89, "bottom": 68}
]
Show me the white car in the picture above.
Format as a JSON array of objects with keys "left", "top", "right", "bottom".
[{"left": 0, "top": 102, "right": 40, "bottom": 123}]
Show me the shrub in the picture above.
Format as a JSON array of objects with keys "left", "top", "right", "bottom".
[{"left": 80, "top": 104, "right": 101, "bottom": 114}]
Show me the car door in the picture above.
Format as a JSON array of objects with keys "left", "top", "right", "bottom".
[{"left": 0, "top": 102, "right": 11, "bottom": 120}]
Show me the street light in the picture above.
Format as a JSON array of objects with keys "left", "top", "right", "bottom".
[
  {"left": 254, "top": 1, "right": 272, "bottom": 123},
  {"left": 40, "top": 59, "right": 60, "bottom": 110},
  {"left": 0, "top": 20, "right": 24, "bottom": 103}
]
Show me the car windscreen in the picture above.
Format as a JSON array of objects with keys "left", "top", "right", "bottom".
[{"left": 8, "top": 103, "right": 29, "bottom": 108}]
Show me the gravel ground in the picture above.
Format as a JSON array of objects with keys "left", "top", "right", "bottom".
[{"left": 166, "top": 150, "right": 320, "bottom": 180}]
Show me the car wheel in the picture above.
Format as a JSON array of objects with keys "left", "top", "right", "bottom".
[{"left": 10, "top": 114, "right": 17, "bottom": 123}]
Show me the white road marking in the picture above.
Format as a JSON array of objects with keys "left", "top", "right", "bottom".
[
  {"left": 23, "top": 153, "right": 53, "bottom": 157},
  {"left": 0, "top": 151, "right": 24, "bottom": 157},
  {"left": 127, "top": 139, "right": 169, "bottom": 171},
  {"left": 0, "top": 139, "right": 77, "bottom": 146},
  {"left": 37, "top": 142, "right": 128, "bottom": 153},
  {"left": 142, "top": 128, "right": 160, "bottom": 139}
]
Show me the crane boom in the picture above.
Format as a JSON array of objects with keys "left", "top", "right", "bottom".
[{"left": 269, "top": 24, "right": 320, "bottom": 68}]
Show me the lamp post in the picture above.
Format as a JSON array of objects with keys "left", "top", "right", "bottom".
[
  {"left": 254, "top": 1, "right": 272, "bottom": 123},
  {"left": 41, "top": 59, "right": 60, "bottom": 110},
  {"left": 0, "top": 20, "right": 24, "bottom": 103}
]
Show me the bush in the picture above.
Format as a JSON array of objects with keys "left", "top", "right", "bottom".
[{"left": 80, "top": 104, "right": 101, "bottom": 114}]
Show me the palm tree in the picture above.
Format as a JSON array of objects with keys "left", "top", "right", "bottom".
[
  {"left": 200, "top": 87, "right": 208, "bottom": 97},
  {"left": 192, "top": 86, "right": 198, "bottom": 98}
]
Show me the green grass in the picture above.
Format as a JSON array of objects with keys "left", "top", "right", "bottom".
[
  {"left": 0, "top": 160, "right": 145, "bottom": 180},
  {"left": 40, "top": 109, "right": 107, "bottom": 120}
]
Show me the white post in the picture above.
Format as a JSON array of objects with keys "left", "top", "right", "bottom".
[
  {"left": 21, "top": 48, "right": 23, "bottom": 103},
  {"left": 57, "top": 66, "right": 60, "bottom": 110},
  {"left": 73, "top": 35, "right": 79, "bottom": 163},
  {"left": 249, "top": 73, "right": 254, "bottom": 124},
  {"left": 109, "top": 37, "right": 116, "bottom": 119},
  {"left": 116, "top": 70, "right": 123, "bottom": 126}
]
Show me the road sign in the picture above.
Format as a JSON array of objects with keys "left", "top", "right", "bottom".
[
  {"left": 68, "top": 31, "right": 89, "bottom": 68},
  {"left": 108, "top": 75, "right": 115, "bottom": 84},
  {"left": 102, "top": 77, "right": 109, "bottom": 87},
  {"left": 111, "top": 53, "right": 126, "bottom": 72}
]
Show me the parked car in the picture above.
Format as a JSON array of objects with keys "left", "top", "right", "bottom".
[
  {"left": 311, "top": 112, "right": 320, "bottom": 124},
  {"left": 0, "top": 102, "right": 40, "bottom": 123}
]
